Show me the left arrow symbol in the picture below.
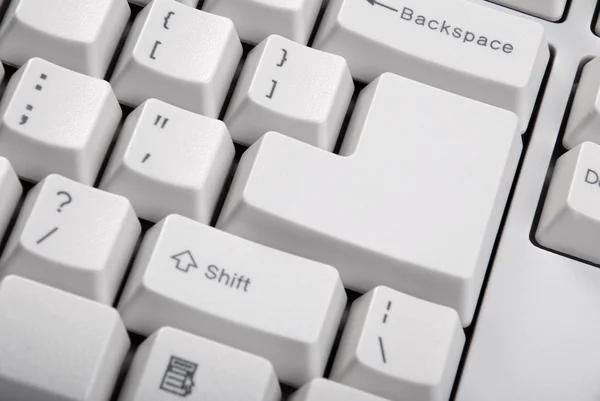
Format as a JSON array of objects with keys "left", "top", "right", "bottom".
[
  {"left": 171, "top": 250, "right": 198, "bottom": 273},
  {"left": 366, "top": 0, "right": 398, "bottom": 12}
]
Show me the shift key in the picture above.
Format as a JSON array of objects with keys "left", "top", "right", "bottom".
[
  {"left": 314, "top": 0, "right": 549, "bottom": 132},
  {"left": 118, "top": 214, "right": 347, "bottom": 387}
]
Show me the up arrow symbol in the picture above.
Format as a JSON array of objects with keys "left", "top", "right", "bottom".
[
  {"left": 171, "top": 250, "right": 198, "bottom": 273},
  {"left": 366, "top": 0, "right": 398, "bottom": 12}
]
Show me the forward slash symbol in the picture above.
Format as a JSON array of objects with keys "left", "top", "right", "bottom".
[
  {"left": 36, "top": 227, "right": 58, "bottom": 244},
  {"left": 366, "top": 0, "right": 398, "bottom": 12}
]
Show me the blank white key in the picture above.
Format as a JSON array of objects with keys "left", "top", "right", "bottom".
[
  {"left": 563, "top": 57, "right": 600, "bottom": 149},
  {"left": 0, "top": 0, "right": 130, "bottom": 78},
  {"left": 119, "top": 327, "right": 281, "bottom": 401},
  {"left": 111, "top": 0, "right": 242, "bottom": 118},
  {"left": 0, "top": 58, "right": 122, "bottom": 185},
  {"left": 313, "top": 0, "right": 549, "bottom": 132},
  {"left": 488, "top": 0, "right": 567, "bottom": 21},
  {"left": 203, "top": 0, "right": 322, "bottom": 45},
  {"left": 131, "top": 0, "right": 198, "bottom": 7},
  {"left": 101, "top": 99, "right": 234, "bottom": 223},
  {"left": 0, "top": 275, "right": 130, "bottom": 401},
  {"left": 292, "top": 379, "right": 391, "bottom": 401},
  {"left": 0, "top": 174, "right": 140, "bottom": 304},
  {"left": 218, "top": 73, "right": 522, "bottom": 326},
  {"left": 0, "top": 158, "right": 22, "bottom": 240},
  {"left": 331, "top": 287, "right": 464, "bottom": 401},
  {"left": 536, "top": 142, "right": 600, "bottom": 264},
  {"left": 225, "top": 35, "right": 353, "bottom": 149},
  {"left": 118, "top": 214, "right": 346, "bottom": 386}
]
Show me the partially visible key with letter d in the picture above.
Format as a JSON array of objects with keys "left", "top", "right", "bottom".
[{"left": 314, "top": 0, "right": 549, "bottom": 132}]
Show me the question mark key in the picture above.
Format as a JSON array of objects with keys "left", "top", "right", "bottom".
[{"left": 0, "top": 174, "right": 141, "bottom": 304}]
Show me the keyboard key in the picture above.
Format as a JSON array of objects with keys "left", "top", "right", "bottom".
[
  {"left": 313, "top": 0, "right": 549, "bottom": 132},
  {"left": 225, "top": 35, "right": 353, "bottom": 149},
  {"left": 292, "top": 379, "right": 391, "bottom": 401},
  {"left": 0, "top": 275, "right": 130, "bottom": 401},
  {"left": 218, "top": 73, "right": 522, "bottom": 326},
  {"left": 0, "top": 158, "right": 22, "bottom": 240},
  {"left": 488, "top": 0, "right": 567, "bottom": 21},
  {"left": 118, "top": 214, "right": 346, "bottom": 386},
  {"left": 101, "top": 99, "right": 235, "bottom": 223},
  {"left": 131, "top": 0, "right": 198, "bottom": 7},
  {"left": 119, "top": 327, "right": 281, "bottom": 401},
  {"left": 0, "top": 174, "right": 140, "bottom": 304},
  {"left": 0, "top": 58, "right": 122, "bottom": 185},
  {"left": 0, "top": 0, "right": 130, "bottom": 78},
  {"left": 330, "top": 287, "right": 464, "bottom": 401},
  {"left": 563, "top": 57, "right": 600, "bottom": 149},
  {"left": 111, "top": 0, "right": 242, "bottom": 118},
  {"left": 203, "top": 0, "right": 322, "bottom": 45},
  {"left": 536, "top": 142, "right": 600, "bottom": 264}
]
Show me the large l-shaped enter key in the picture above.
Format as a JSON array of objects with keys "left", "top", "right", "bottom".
[{"left": 314, "top": 0, "right": 549, "bottom": 132}]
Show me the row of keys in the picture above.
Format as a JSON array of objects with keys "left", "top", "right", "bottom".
[
  {"left": 0, "top": 274, "right": 463, "bottom": 400},
  {"left": 0, "top": 59, "right": 521, "bottom": 327},
  {"left": 0, "top": 62, "right": 522, "bottom": 327},
  {"left": 0, "top": 0, "right": 550, "bottom": 134},
  {"left": 0, "top": 10, "right": 354, "bottom": 171}
]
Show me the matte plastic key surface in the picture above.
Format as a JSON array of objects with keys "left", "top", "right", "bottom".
[
  {"left": 487, "top": 0, "right": 567, "bottom": 21},
  {"left": 0, "top": 58, "right": 122, "bottom": 185},
  {"left": 0, "top": 0, "right": 130, "bottom": 78},
  {"left": 0, "top": 174, "right": 140, "bottom": 304},
  {"left": 218, "top": 73, "right": 522, "bottom": 326},
  {"left": 111, "top": 0, "right": 242, "bottom": 118},
  {"left": 0, "top": 276, "right": 130, "bottom": 401},
  {"left": 330, "top": 287, "right": 464, "bottom": 401},
  {"left": 119, "top": 327, "right": 281, "bottom": 401},
  {"left": 225, "top": 35, "right": 353, "bottom": 150},
  {"left": 203, "top": 0, "right": 322, "bottom": 44},
  {"left": 101, "top": 99, "right": 235, "bottom": 223},
  {"left": 118, "top": 214, "right": 346, "bottom": 387},
  {"left": 313, "top": 0, "right": 549, "bottom": 132},
  {"left": 291, "top": 379, "right": 391, "bottom": 401}
]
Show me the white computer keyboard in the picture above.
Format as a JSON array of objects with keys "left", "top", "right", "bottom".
[{"left": 0, "top": 0, "right": 597, "bottom": 400}]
